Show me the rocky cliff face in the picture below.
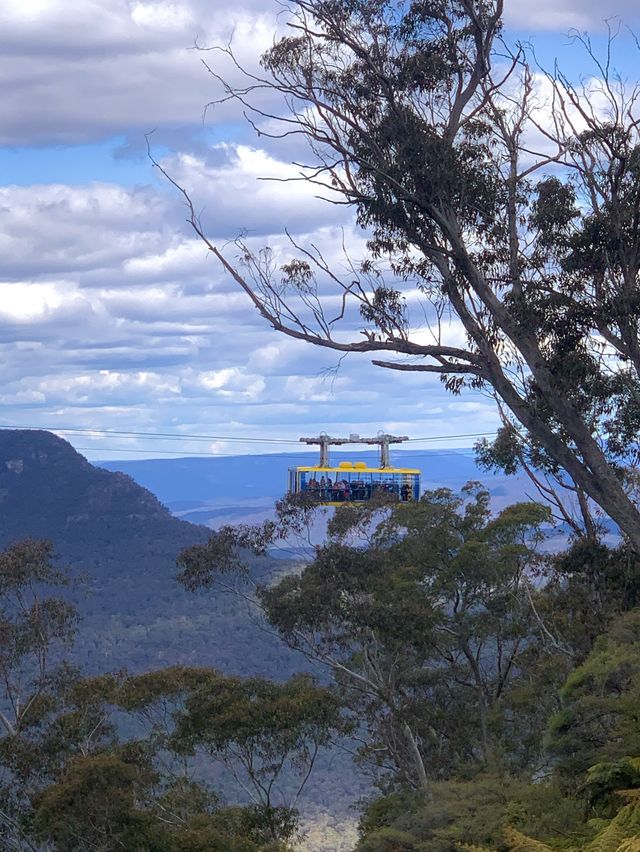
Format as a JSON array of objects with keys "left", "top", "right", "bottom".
[{"left": 0, "top": 430, "right": 171, "bottom": 537}]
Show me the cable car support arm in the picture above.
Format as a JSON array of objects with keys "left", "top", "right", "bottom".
[{"left": 298, "top": 433, "right": 409, "bottom": 469}]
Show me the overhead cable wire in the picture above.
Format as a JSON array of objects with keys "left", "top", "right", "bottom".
[
  {"left": 82, "top": 446, "right": 482, "bottom": 460},
  {"left": 407, "top": 431, "right": 496, "bottom": 443},
  {"left": 0, "top": 425, "right": 298, "bottom": 445},
  {"left": 0, "top": 424, "right": 498, "bottom": 446},
  {"left": 81, "top": 446, "right": 298, "bottom": 458}
]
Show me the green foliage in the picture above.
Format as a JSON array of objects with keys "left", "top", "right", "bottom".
[
  {"left": 357, "top": 826, "right": 421, "bottom": 851},
  {"left": 170, "top": 671, "right": 343, "bottom": 840},
  {"left": 584, "top": 791, "right": 640, "bottom": 852},
  {"left": 356, "top": 774, "right": 589, "bottom": 852},
  {"left": 0, "top": 539, "right": 78, "bottom": 732},
  {"left": 358, "top": 790, "right": 418, "bottom": 838},
  {"left": 0, "top": 539, "right": 92, "bottom": 845},
  {"left": 547, "top": 610, "right": 640, "bottom": 779},
  {"left": 0, "top": 538, "right": 342, "bottom": 850},
  {"left": 177, "top": 525, "right": 251, "bottom": 590},
  {"left": 529, "top": 178, "right": 579, "bottom": 249},
  {"left": 195, "top": 490, "right": 640, "bottom": 852},
  {"left": 33, "top": 750, "right": 164, "bottom": 851},
  {"left": 32, "top": 750, "right": 293, "bottom": 851},
  {"left": 258, "top": 487, "right": 557, "bottom": 783},
  {"left": 2, "top": 658, "right": 331, "bottom": 849},
  {"left": 582, "top": 760, "right": 640, "bottom": 816},
  {"left": 353, "top": 603, "right": 640, "bottom": 852},
  {"left": 163, "top": 812, "right": 273, "bottom": 851},
  {"left": 5, "top": 429, "right": 640, "bottom": 851},
  {"left": 544, "top": 542, "right": 640, "bottom": 660},
  {"left": 173, "top": 673, "right": 340, "bottom": 757},
  {"left": 176, "top": 491, "right": 322, "bottom": 593},
  {"left": 502, "top": 827, "right": 553, "bottom": 851}
]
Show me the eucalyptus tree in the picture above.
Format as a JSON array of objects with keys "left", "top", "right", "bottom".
[
  {"left": 178, "top": 487, "right": 561, "bottom": 792},
  {"left": 0, "top": 540, "right": 81, "bottom": 850},
  {"left": 164, "top": 0, "right": 640, "bottom": 548},
  {"left": 33, "top": 667, "right": 340, "bottom": 850}
]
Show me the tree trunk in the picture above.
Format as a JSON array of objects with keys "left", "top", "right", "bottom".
[
  {"left": 402, "top": 722, "right": 431, "bottom": 798},
  {"left": 439, "top": 233, "right": 640, "bottom": 553}
]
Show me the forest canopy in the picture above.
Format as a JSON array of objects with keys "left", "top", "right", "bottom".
[
  {"left": 178, "top": 487, "right": 640, "bottom": 850},
  {"left": 1, "top": 494, "right": 639, "bottom": 849},
  {"left": 0, "top": 539, "right": 340, "bottom": 851}
]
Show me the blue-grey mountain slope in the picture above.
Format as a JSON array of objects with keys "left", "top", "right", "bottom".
[{"left": 0, "top": 430, "right": 301, "bottom": 679}]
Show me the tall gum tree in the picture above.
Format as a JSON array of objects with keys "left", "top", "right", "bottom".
[{"left": 159, "top": 1, "right": 640, "bottom": 550}]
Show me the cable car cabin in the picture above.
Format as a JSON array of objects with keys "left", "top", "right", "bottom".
[
  {"left": 288, "top": 461, "right": 421, "bottom": 505},
  {"left": 289, "top": 434, "right": 421, "bottom": 505}
]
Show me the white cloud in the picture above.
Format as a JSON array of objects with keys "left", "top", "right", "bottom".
[
  {"left": 159, "top": 145, "right": 350, "bottom": 237},
  {"left": 2, "top": 0, "right": 639, "bottom": 149},
  {"left": 0, "top": 0, "right": 284, "bottom": 145},
  {"left": 123, "top": 241, "right": 209, "bottom": 279},
  {"left": 0, "top": 0, "right": 531, "bottom": 456},
  {"left": 0, "top": 155, "right": 501, "bottom": 455},
  {"left": 130, "top": 2, "right": 195, "bottom": 30},
  {"left": 1, "top": 281, "right": 73, "bottom": 322},
  {"left": 504, "top": 0, "right": 640, "bottom": 30},
  {"left": 0, "top": 182, "right": 169, "bottom": 278}
]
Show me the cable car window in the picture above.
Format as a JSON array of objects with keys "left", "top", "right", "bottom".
[{"left": 287, "top": 433, "right": 421, "bottom": 505}]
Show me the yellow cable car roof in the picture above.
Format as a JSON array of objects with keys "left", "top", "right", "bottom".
[{"left": 291, "top": 465, "right": 420, "bottom": 474}]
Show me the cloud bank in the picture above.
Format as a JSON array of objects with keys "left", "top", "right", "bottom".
[{"left": 2, "top": 0, "right": 636, "bottom": 458}]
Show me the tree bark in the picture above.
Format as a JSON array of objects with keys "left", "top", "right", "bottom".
[{"left": 402, "top": 722, "right": 431, "bottom": 798}]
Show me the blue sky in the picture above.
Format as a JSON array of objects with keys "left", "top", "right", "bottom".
[{"left": 1, "top": 0, "right": 640, "bottom": 460}]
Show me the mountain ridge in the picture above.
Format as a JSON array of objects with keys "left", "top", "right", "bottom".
[
  {"left": 0, "top": 429, "right": 200, "bottom": 556},
  {"left": 0, "top": 429, "right": 303, "bottom": 681}
]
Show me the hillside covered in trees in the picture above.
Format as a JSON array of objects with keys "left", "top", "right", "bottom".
[
  {"left": 0, "top": 429, "right": 301, "bottom": 679},
  {"left": 1, "top": 470, "right": 639, "bottom": 850}
]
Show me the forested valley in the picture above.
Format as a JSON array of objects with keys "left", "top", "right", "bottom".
[{"left": 1, "top": 432, "right": 639, "bottom": 849}]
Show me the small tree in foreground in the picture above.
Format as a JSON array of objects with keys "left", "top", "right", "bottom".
[
  {"left": 162, "top": 0, "right": 640, "bottom": 550},
  {"left": 0, "top": 541, "right": 339, "bottom": 851}
]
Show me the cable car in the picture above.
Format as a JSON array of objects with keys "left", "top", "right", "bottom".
[{"left": 288, "top": 433, "right": 421, "bottom": 505}]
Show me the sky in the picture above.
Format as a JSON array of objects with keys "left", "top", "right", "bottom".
[{"left": 1, "top": 0, "right": 640, "bottom": 461}]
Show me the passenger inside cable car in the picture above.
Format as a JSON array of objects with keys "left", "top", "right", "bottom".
[
  {"left": 288, "top": 433, "right": 421, "bottom": 506},
  {"left": 289, "top": 466, "right": 420, "bottom": 504}
]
